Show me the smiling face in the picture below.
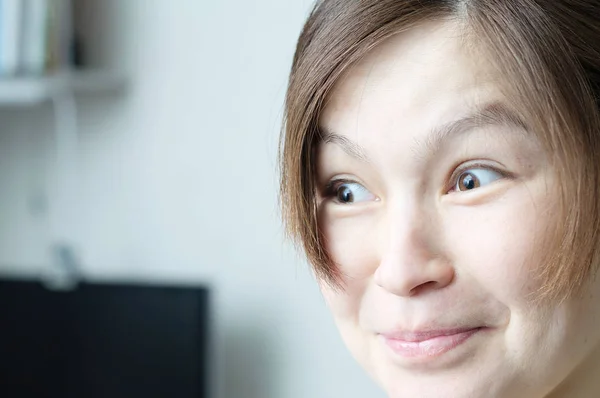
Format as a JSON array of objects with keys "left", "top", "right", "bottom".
[{"left": 316, "top": 21, "right": 600, "bottom": 398}]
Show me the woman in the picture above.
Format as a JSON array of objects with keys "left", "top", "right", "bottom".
[{"left": 280, "top": 1, "right": 600, "bottom": 397}]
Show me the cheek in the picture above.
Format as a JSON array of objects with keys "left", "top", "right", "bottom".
[
  {"left": 320, "top": 210, "right": 381, "bottom": 280},
  {"left": 443, "top": 183, "right": 558, "bottom": 303},
  {"left": 319, "top": 210, "right": 381, "bottom": 320}
]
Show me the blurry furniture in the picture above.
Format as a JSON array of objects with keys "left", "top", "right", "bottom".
[{"left": 0, "top": 279, "right": 210, "bottom": 398}]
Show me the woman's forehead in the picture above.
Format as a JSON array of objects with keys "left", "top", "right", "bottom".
[
  {"left": 319, "top": 21, "right": 496, "bottom": 138},
  {"left": 318, "top": 23, "right": 506, "bottom": 158}
]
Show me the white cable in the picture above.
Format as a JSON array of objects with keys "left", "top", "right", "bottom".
[
  {"left": 43, "top": 87, "right": 81, "bottom": 290},
  {"left": 52, "top": 90, "right": 78, "bottom": 227}
]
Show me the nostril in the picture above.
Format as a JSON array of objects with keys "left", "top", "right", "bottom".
[{"left": 410, "top": 280, "right": 441, "bottom": 296}]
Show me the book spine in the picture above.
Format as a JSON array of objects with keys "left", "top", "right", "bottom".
[
  {"left": 0, "top": 1, "right": 3, "bottom": 74},
  {"left": 44, "top": 0, "right": 58, "bottom": 72},
  {"left": 57, "top": 0, "right": 72, "bottom": 70},
  {"left": 21, "top": 0, "right": 49, "bottom": 76},
  {"left": 0, "top": 0, "right": 23, "bottom": 76}
]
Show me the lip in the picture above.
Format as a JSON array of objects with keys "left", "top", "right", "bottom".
[{"left": 380, "top": 327, "right": 483, "bottom": 360}]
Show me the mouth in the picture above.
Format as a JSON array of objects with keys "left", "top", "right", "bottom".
[{"left": 380, "top": 327, "right": 485, "bottom": 360}]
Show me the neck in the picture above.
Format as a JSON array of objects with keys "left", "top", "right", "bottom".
[{"left": 546, "top": 342, "right": 600, "bottom": 398}]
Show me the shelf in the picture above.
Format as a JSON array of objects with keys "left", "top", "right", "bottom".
[{"left": 0, "top": 70, "right": 126, "bottom": 106}]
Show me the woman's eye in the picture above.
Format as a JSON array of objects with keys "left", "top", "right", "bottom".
[
  {"left": 452, "top": 168, "right": 504, "bottom": 192},
  {"left": 328, "top": 181, "right": 376, "bottom": 204}
]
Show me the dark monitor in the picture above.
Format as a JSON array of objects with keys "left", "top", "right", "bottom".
[{"left": 0, "top": 279, "right": 210, "bottom": 398}]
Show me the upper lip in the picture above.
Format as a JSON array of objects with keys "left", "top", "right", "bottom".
[{"left": 380, "top": 327, "right": 482, "bottom": 343}]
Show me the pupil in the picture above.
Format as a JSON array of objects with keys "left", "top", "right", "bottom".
[
  {"left": 461, "top": 173, "right": 478, "bottom": 190},
  {"left": 338, "top": 187, "right": 354, "bottom": 202}
]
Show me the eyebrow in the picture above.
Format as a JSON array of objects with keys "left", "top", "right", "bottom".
[
  {"left": 320, "top": 132, "right": 372, "bottom": 163},
  {"left": 319, "top": 101, "right": 529, "bottom": 163}
]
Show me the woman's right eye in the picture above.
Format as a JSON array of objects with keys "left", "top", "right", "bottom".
[{"left": 326, "top": 180, "right": 376, "bottom": 204}]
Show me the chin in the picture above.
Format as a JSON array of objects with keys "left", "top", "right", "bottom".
[
  {"left": 361, "top": 350, "right": 531, "bottom": 398},
  {"left": 378, "top": 374, "right": 516, "bottom": 398}
]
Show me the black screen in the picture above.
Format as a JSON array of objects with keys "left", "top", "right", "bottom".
[{"left": 0, "top": 279, "right": 210, "bottom": 398}]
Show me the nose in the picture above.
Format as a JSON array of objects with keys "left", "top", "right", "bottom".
[{"left": 374, "top": 210, "right": 454, "bottom": 297}]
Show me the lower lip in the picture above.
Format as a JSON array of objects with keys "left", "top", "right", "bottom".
[{"left": 382, "top": 328, "right": 482, "bottom": 359}]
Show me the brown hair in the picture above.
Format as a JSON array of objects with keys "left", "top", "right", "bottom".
[{"left": 279, "top": 0, "right": 600, "bottom": 301}]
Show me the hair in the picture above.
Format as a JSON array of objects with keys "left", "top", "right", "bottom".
[{"left": 279, "top": 0, "right": 600, "bottom": 301}]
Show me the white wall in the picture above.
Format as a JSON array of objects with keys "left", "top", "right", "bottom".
[{"left": 0, "top": 1, "right": 384, "bottom": 397}]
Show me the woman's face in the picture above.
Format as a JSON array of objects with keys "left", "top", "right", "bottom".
[{"left": 316, "top": 21, "right": 600, "bottom": 398}]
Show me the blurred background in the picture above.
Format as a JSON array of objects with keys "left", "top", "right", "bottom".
[{"left": 0, "top": 1, "right": 383, "bottom": 397}]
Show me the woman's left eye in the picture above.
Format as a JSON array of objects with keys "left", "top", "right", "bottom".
[{"left": 451, "top": 168, "right": 504, "bottom": 192}]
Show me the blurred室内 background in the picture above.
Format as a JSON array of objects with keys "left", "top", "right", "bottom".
[{"left": 0, "top": 1, "right": 384, "bottom": 398}]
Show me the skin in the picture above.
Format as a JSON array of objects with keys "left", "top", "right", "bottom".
[{"left": 315, "top": 20, "right": 600, "bottom": 398}]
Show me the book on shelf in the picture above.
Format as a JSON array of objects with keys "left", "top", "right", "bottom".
[
  {"left": 0, "top": 0, "right": 77, "bottom": 78},
  {"left": 1, "top": 0, "right": 22, "bottom": 75}
]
